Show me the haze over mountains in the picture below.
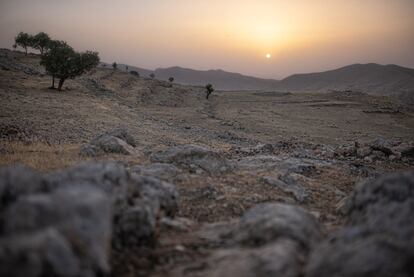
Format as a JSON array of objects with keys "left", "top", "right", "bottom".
[{"left": 113, "top": 62, "right": 414, "bottom": 99}]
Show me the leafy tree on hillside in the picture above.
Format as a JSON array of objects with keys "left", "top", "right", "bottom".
[
  {"left": 15, "top": 32, "right": 33, "bottom": 55},
  {"left": 41, "top": 42, "right": 100, "bottom": 90},
  {"left": 32, "top": 32, "right": 51, "bottom": 55},
  {"left": 205, "top": 83, "right": 214, "bottom": 99},
  {"left": 169, "top": 77, "right": 174, "bottom": 83},
  {"left": 112, "top": 62, "right": 117, "bottom": 70},
  {"left": 150, "top": 73, "right": 155, "bottom": 79}
]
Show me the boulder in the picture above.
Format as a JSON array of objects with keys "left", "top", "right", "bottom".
[
  {"left": 226, "top": 203, "right": 323, "bottom": 251},
  {"left": 150, "top": 144, "right": 231, "bottom": 173},
  {"left": 370, "top": 138, "right": 394, "bottom": 156},
  {"left": 346, "top": 171, "right": 414, "bottom": 229},
  {"left": 91, "top": 135, "right": 134, "bottom": 155},
  {"left": 47, "top": 162, "right": 172, "bottom": 248},
  {"left": 3, "top": 185, "right": 112, "bottom": 276},
  {"left": 305, "top": 171, "right": 414, "bottom": 277},
  {"left": 91, "top": 127, "right": 136, "bottom": 147},
  {"left": 80, "top": 128, "right": 136, "bottom": 156}
]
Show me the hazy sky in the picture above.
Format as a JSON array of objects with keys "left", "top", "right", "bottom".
[{"left": 1, "top": 0, "right": 413, "bottom": 79}]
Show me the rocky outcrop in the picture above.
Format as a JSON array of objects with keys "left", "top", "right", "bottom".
[
  {"left": 335, "top": 139, "right": 414, "bottom": 163},
  {"left": 0, "top": 162, "right": 180, "bottom": 276},
  {"left": 150, "top": 144, "right": 231, "bottom": 173},
  {"left": 2, "top": 185, "right": 112, "bottom": 276},
  {"left": 80, "top": 128, "right": 136, "bottom": 156},
  {"left": 306, "top": 170, "right": 414, "bottom": 277}
]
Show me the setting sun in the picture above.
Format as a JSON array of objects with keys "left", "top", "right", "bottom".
[{"left": 266, "top": 53, "right": 272, "bottom": 59}]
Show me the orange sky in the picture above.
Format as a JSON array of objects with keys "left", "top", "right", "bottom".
[{"left": 1, "top": 0, "right": 413, "bottom": 78}]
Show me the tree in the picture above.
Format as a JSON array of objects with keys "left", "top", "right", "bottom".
[
  {"left": 125, "top": 65, "right": 129, "bottom": 71},
  {"left": 41, "top": 42, "right": 100, "bottom": 90},
  {"left": 205, "top": 83, "right": 214, "bottom": 99},
  {"left": 169, "top": 77, "right": 174, "bottom": 83},
  {"left": 15, "top": 32, "right": 33, "bottom": 55},
  {"left": 112, "top": 62, "right": 117, "bottom": 70},
  {"left": 32, "top": 32, "right": 51, "bottom": 55},
  {"left": 130, "top": 71, "right": 139, "bottom": 77},
  {"left": 150, "top": 73, "right": 155, "bottom": 79},
  {"left": 40, "top": 40, "right": 68, "bottom": 88}
]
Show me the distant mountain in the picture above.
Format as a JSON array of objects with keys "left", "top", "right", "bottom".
[
  {"left": 154, "top": 66, "right": 280, "bottom": 90},
  {"left": 100, "top": 63, "right": 153, "bottom": 77},
  {"left": 278, "top": 63, "right": 414, "bottom": 97},
  {"left": 104, "top": 62, "right": 414, "bottom": 99}
]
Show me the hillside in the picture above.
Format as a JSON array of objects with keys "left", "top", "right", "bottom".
[
  {"left": 278, "top": 63, "right": 414, "bottom": 98},
  {"left": 104, "top": 61, "right": 414, "bottom": 100},
  {"left": 154, "top": 66, "right": 280, "bottom": 90},
  {"left": 1, "top": 49, "right": 414, "bottom": 277}
]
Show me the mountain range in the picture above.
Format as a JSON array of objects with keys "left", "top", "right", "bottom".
[{"left": 108, "top": 63, "right": 414, "bottom": 98}]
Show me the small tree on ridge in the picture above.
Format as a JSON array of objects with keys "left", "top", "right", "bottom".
[
  {"left": 33, "top": 32, "right": 51, "bottom": 55},
  {"left": 15, "top": 32, "right": 33, "bottom": 55}
]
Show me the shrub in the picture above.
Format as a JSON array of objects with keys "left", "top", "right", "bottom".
[
  {"left": 169, "top": 77, "right": 174, "bottom": 83},
  {"left": 112, "top": 62, "right": 117, "bottom": 70},
  {"left": 205, "top": 83, "right": 214, "bottom": 99},
  {"left": 130, "top": 71, "right": 139, "bottom": 77},
  {"left": 150, "top": 73, "right": 155, "bottom": 79}
]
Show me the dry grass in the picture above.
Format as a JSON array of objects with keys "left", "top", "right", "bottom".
[
  {"left": 0, "top": 140, "right": 86, "bottom": 172},
  {"left": 0, "top": 140, "right": 148, "bottom": 172}
]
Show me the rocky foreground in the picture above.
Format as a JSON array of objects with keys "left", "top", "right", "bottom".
[{"left": 1, "top": 128, "right": 414, "bottom": 277}]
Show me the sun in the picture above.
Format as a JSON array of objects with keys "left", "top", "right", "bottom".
[{"left": 265, "top": 53, "right": 271, "bottom": 59}]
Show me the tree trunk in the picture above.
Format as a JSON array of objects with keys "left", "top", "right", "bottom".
[
  {"left": 40, "top": 48, "right": 44, "bottom": 55},
  {"left": 50, "top": 76, "right": 55, "bottom": 89},
  {"left": 58, "top": 78, "right": 65, "bottom": 91},
  {"left": 24, "top": 47, "right": 27, "bottom": 55}
]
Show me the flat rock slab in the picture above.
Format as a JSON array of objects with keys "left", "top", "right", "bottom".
[
  {"left": 263, "top": 175, "right": 309, "bottom": 202},
  {"left": 130, "top": 163, "right": 181, "bottom": 181},
  {"left": 150, "top": 144, "right": 231, "bottom": 173}
]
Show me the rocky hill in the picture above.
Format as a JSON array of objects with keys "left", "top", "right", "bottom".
[
  {"left": 154, "top": 66, "right": 280, "bottom": 91},
  {"left": 108, "top": 61, "right": 414, "bottom": 101},
  {"left": 278, "top": 63, "right": 414, "bottom": 100}
]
